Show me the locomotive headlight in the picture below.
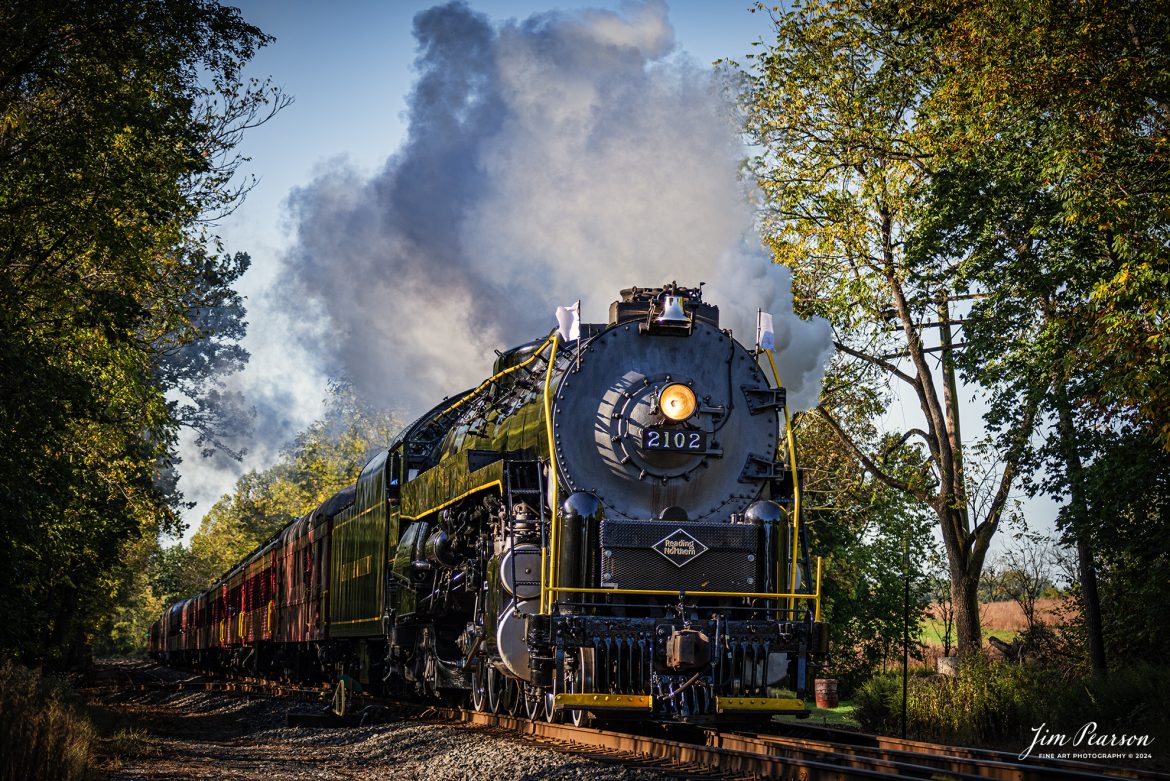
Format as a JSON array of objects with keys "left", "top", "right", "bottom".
[{"left": 658, "top": 383, "right": 697, "bottom": 421}]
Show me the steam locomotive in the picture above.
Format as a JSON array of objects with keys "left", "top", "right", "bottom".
[{"left": 150, "top": 283, "right": 827, "bottom": 723}]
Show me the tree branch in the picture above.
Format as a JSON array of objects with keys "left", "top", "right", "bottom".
[
  {"left": 816, "top": 404, "right": 930, "bottom": 502},
  {"left": 834, "top": 339, "right": 919, "bottom": 388},
  {"left": 971, "top": 390, "right": 1043, "bottom": 566}
]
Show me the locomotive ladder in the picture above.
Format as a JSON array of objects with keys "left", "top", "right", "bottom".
[
  {"left": 502, "top": 458, "right": 549, "bottom": 616},
  {"left": 503, "top": 457, "right": 546, "bottom": 526}
]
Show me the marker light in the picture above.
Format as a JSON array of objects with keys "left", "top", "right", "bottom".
[{"left": 659, "top": 383, "right": 697, "bottom": 421}]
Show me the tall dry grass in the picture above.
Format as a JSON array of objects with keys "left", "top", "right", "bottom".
[
  {"left": 0, "top": 662, "right": 93, "bottom": 781},
  {"left": 855, "top": 657, "right": 1170, "bottom": 749},
  {"left": 926, "top": 599, "right": 1076, "bottom": 633},
  {"left": 853, "top": 655, "right": 1036, "bottom": 743}
]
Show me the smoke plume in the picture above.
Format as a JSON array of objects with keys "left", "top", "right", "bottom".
[{"left": 280, "top": 0, "right": 831, "bottom": 414}]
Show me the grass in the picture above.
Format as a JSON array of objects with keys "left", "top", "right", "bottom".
[
  {"left": 921, "top": 599, "right": 1076, "bottom": 649},
  {"left": 103, "top": 726, "right": 159, "bottom": 759},
  {"left": 920, "top": 619, "right": 1017, "bottom": 648},
  {"left": 0, "top": 662, "right": 94, "bottom": 781},
  {"left": 95, "top": 726, "right": 161, "bottom": 773},
  {"left": 775, "top": 699, "right": 860, "bottom": 729},
  {"left": 853, "top": 657, "right": 1170, "bottom": 759}
]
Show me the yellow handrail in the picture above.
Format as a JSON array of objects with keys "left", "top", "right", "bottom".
[
  {"left": 541, "top": 335, "right": 561, "bottom": 614},
  {"left": 443, "top": 334, "right": 556, "bottom": 420},
  {"left": 764, "top": 349, "right": 802, "bottom": 603},
  {"left": 549, "top": 585, "right": 819, "bottom": 609},
  {"left": 814, "top": 556, "right": 823, "bottom": 622}
]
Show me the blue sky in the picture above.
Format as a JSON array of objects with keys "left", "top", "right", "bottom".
[
  {"left": 182, "top": 1, "right": 1056, "bottom": 554},
  {"left": 183, "top": 1, "right": 777, "bottom": 532},
  {"left": 218, "top": 1, "right": 770, "bottom": 276}
]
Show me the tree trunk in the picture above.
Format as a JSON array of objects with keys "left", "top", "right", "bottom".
[
  {"left": 938, "top": 497, "right": 988, "bottom": 657},
  {"left": 1054, "top": 388, "right": 1107, "bottom": 675},
  {"left": 1076, "top": 538, "right": 1107, "bottom": 675},
  {"left": 950, "top": 569, "right": 982, "bottom": 655}
]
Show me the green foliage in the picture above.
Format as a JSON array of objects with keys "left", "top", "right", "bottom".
[
  {"left": 0, "top": 0, "right": 284, "bottom": 664},
  {"left": 0, "top": 663, "right": 94, "bottom": 781},
  {"left": 1074, "top": 434, "right": 1170, "bottom": 662},
  {"left": 733, "top": 0, "right": 935, "bottom": 328},
  {"left": 913, "top": 0, "right": 1170, "bottom": 448},
  {"left": 88, "top": 536, "right": 166, "bottom": 657},
  {"left": 856, "top": 659, "right": 1038, "bottom": 743},
  {"left": 734, "top": 0, "right": 1169, "bottom": 666},
  {"left": 855, "top": 658, "right": 1170, "bottom": 748},
  {"left": 799, "top": 411, "right": 934, "bottom": 692},
  {"left": 906, "top": 656, "right": 1038, "bottom": 744},
  {"left": 729, "top": 0, "right": 1039, "bottom": 655},
  {"left": 852, "top": 672, "right": 904, "bottom": 735},
  {"left": 1041, "top": 663, "right": 1170, "bottom": 740},
  {"left": 157, "top": 383, "right": 402, "bottom": 603},
  {"left": 899, "top": 0, "right": 1170, "bottom": 670}
]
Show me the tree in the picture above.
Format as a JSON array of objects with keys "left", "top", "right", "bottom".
[
  {"left": 925, "top": 545, "right": 956, "bottom": 657},
  {"left": 158, "top": 383, "right": 402, "bottom": 602},
  {"left": 1072, "top": 431, "right": 1170, "bottom": 664},
  {"left": 904, "top": 0, "right": 1170, "bottom": 673},
  {"left": 1000, "top": 534, "right": 1056, "bottom": 634},
  {"left": 0, "top": 0, "right": 284, "bottom": 664},
  {"left": 914, "top": 0, "right": 1170, "bottom": 447},
  {"left": 730, "top": 0, "right": 1040, "bottom": 656},
  {"left": 793, "top": 384, "right": 934, "bottom": 689}
]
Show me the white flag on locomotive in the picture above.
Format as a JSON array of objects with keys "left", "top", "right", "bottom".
[
  {"left": 756, "top": 310, "right": 776, "bottom": 351},
  {"left": 556, "top": 301, "right": 580, "bottom": 342}
]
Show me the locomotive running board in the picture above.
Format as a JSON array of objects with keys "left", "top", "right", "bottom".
[
  {"left": 714, "top": 696, "right": 807, "bottom": 714},
  {"left": 553, "top": 693, "right": 653, "bottom": 711}
]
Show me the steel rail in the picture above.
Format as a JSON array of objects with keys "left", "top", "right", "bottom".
[
  {"left": 428, "top": 707, "right": 919, "bottom": 780},
  {"left": 96, "top": 664, "right": 1167, "bottom": 781},
  {"left": 712, "top": 727, "right": 1160, "bottom": 781}
]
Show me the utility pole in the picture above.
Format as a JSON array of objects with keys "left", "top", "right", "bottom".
[{"left": 937, "top": 290, "right": 967, "bottom": 513}]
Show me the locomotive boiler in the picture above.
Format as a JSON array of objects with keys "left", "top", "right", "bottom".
[{"left": 151, "top": 283, "right": 827, "bottom": 723}]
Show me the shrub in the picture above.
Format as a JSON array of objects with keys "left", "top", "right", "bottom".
[
  {"left": 854, "top": 656, "right": 1041, "bottom": 743},
  {"left": 904, "top": 654, "right": 1037, "bottom": 744},
  {"left": 0, "top": 662, "right": 93, "bottom": 781},
  {"left": 853, "top": 672, "right": 902, "bottom": 734},
  {"left": 1042, "top": 663, "right": 1170, "bottom": 740},
  {"left": 856, "top": 657, "right": 1170, "bottom": 750}
]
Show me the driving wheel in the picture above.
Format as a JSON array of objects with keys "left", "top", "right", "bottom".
[{"left": 470, "top": 659, "right": 487, "bottom": 712}]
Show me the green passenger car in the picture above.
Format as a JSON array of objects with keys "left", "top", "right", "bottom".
[{"left": 329, "top": 450, "right": 392, "bottom": 637}]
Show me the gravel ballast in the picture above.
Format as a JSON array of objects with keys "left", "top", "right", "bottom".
[{"left": 88, "top": 684, "right": 672, "bottom": 780}]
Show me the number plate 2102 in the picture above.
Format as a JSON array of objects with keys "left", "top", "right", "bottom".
[{"left": 642, "top": 427, "right": 707, "bottom": 452}]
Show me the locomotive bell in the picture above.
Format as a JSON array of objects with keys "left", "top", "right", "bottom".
[{"left": 656, "top": 295, "right": 689, "bottom": 324}]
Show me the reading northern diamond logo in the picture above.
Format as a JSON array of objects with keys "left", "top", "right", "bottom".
[{"left": 652, "top": 528, "right": 709, "bottom": 568}]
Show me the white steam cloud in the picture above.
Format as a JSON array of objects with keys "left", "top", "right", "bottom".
[{"left": 280, "top": 0, "right": 832, "bottom": 414}]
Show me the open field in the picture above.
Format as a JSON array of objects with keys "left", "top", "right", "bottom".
[
  {"left": 917, "top": 599, "right": 1078, "bottom": 664},
  {"left": 922, "top": 598, "right": 1075, "bottom": 647}
]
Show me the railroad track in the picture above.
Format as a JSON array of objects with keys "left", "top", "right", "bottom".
[
  {"left": 437, "top": 707, "right": 1166, "bottom": 780},
  {"left": 90, "top": 662, "right": 1165, "bottom": 781},
  {"left": 708, "top": 725, "right": 1160, "bottom": 781}
]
